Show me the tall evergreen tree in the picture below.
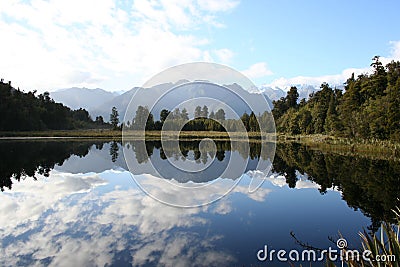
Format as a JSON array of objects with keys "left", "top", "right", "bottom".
[
  {"left": 194, "top": 106, "right": 202, "bottom": 118},
  {"left": 110, "top": 107, "right": 119, "bottom": 130},
  {"left": 215, "top": 108, "right": 226, "bottom": 120},
  {"left": 201, "top": 105, "right": 209, "bottom": 118},
  {"left": 181, "top": 108, "right": 189, "bottom": 120},
  {"left": 286, "top": 86, "right": 299, "bottom": 109}
]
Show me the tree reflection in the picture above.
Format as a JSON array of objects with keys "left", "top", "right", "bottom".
[
  {"left": 0, "top": 140, "right": 103, "bottom": 191},
  {"left": 274, "top": 142, "right": 400, "bottom": 229},
  {"left": 109, "top": 141, "right": 119, "bottom": 162},
  {"left": 2, "top": 139, "right": 399, "bottom": 229}
]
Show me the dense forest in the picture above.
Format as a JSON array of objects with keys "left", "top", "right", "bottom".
[
  {"left": 273, "top": 57, "right": 400, "bottom": 141},
  {"left": 0, "top": 80, "right": 108, "bottom": 131}
]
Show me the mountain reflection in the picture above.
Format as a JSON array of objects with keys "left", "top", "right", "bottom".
[{"left": 0, "top": 140, "right": 399, "bottom": 225}]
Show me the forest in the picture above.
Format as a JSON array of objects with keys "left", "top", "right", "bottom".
[
  {"left": 0, "top": 80, "right": 108, "bottom": 131},
  {"left": 273, "top": 57, "right": 400, "bottom": 141}
]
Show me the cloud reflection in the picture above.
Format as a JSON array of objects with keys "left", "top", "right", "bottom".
[{"left": 0, "top": 169, "right": 274, "bottom": 266}]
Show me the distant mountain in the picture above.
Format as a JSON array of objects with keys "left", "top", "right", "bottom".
[
  {"left": 50, "top": 87, "right": 120, "bottom": 111},
  {"left": 259, "top": 87, "right": 286, "bottom": 101},
  {"left": 91, "top": 81, "right": 274, "bottom": 122},
  {"left": 51, "top": 83, "right": 341, "bottom": 122},
  {"left": 258, "top": 84, "right": 344, "bottom": 101}
]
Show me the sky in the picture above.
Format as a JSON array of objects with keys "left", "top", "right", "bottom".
[{"left": 1, "top": 0, "right": 400, "bottom": 93}]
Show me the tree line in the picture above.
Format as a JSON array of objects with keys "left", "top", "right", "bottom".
[
  {"left": 3, "top": 55, "right": 398, "bottom": 139},
  {"left": 0, "top": 80, "right": 109, "bottom": 131},
  {"left": 123, "top": 105, "right": 274, "bottom": 133},
  {"left": 273, "top": 56, "right": 400, "bottom": 141}
]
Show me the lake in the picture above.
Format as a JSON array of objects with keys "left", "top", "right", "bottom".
[{"left": 0, "top": 139, "right": 399, "bottom": 266}]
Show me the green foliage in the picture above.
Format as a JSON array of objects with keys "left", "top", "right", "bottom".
[
  {"left": 201, "top": 105, "right": 209, "bottom": 118},
  {"left": 110, "top": 106, "right": 120, "bottom": 130},
  {"left": 194, "top": 106, "right": 202, "bottom": 118},
  {"left": 272, "top": 86, "right": 299, "bottom": 121},
  {"left": 286, "top": 86, "right": 299, "bottom": 109},
  {"left": 160, "top": 109, "right": 170, "bottom": 123},
  {"left": 274, "top": 57, "right": 400, "bottom": 141},
  {"left": 0, "top": 81, "right": 100, "bottom": 131},
  {"left": 328, "top": 206, "right": 400, "bottom": 267},
  {"left": 215, "top": 108, "right": 226, "bottom": 120},
  {"left": 241, "top": 112, "right": 250, "bottom": 131}
]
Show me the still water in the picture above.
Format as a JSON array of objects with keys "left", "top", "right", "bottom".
[{"left": 0, "top": 140, "right": 399, "bottom": 266}]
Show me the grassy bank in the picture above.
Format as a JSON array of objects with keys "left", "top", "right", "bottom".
[
  {"left": 0, "top": 129, "right": 265, "bottom": 141},
  {"left": 0, "top": 129, "right": 123, "bottom": 138},
  {"left": 277, "top": 133, "right": 400, "bottom": 160},
  {"left": 137, "top": 131, "right": 265, "bottom": 141}
]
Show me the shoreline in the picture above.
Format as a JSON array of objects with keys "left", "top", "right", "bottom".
[
  {"left": 277, "top": 134, "right": 400, "bottom": 160},
  {"left": 1, "top": 130, "right": 399, "bottom": 159}
]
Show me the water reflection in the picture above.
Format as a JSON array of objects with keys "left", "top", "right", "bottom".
[
  {"left": 0, "top": 140, "right": 104, "bottom": 191},
  {"left": 1, "top": 140, "right": 399, "bottom": 224},
  {"left": 0, "top": 169, "right": 264, "bottom": 266},
  {"left": 0, "top": 140, "right": 398, "bottom": 266},
  {"left": 274, "top": 142, "right": 400, "bottom": 230}
]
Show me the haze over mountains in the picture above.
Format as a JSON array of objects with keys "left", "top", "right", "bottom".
[
  {"left": 51, "top": 87, "right": 119, "bottom": 111},
  {"left": 50, "top": 83, "right": 342, "bottom": 121}
]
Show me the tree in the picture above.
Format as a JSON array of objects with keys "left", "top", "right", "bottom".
[
  {"left": 201, "top": 105, "right": 209, "bottom": 118},
  {"left": 110, "top": 107, "right": 119, "bottom": 130},
  {"left": 194, "top": 106, "right": 202, "bottom": 118},
  {"left": 133, "top": 106, "right": 151, "bottom": 130},
  {"left": 215, "top": 108, "right": 226, "bottom": 121},
  {"left": 109, "top": 141, "right": 119, "bottom": 162},
  {"left": 298, "top": 109, "right": 312, "bottom": 134},
  {"left": 286, "top": 86, "right": 299, "bottom": 109},
  {"left": 249, "top": 112, "right": 260, "bottom": 132},
  {"left": 73, "top": 108, "right": 91, "bottom": 122},
  {"left": 95, "top": 116, "right": 104, "bottom": 125},
  {"left": 181, "top": 108, "right": 189, "bottom": 120},
  {"left": 272, "top": 97, "right": 288, "bottom": 120},
  {"left": 160, "top": 109, "right": 170, "bottom": 123},
  {"left": 241, "top": 112, "right": 250, "bottom": 131},
  {"left": 173, "top": 108, "right": 181, "bottom": 119},
  {"left": 209, "top": 111, "right": 215, "bottom": 119},
  {"left": 146, "top": 112, "right": 155, "bottom": 130}
]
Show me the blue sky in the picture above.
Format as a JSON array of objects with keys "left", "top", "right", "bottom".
[{"left": 0, "top": 0, "right": 399, "bottom": 92}]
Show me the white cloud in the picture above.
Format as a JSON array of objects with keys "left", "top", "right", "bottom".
[
  {"left": 212, "top": 48, "right": 234, "bottom": 63},
  {"left": 381, "top": 40, "right": 400, "bottom": 64},
  {"left": 242, "top": 62, "right": 273, "bottom": 79},
  {"left": 266, "top": 66, "right": 371, "bottom": 89},
  {"left": 391, "top": 40, "right": 400, "bottom": 59},
  {"left": 0, "top": 0, "right": 239, "bottom": 92},
  {"left": 197, "top": 0, "right": 239, "bottom": 12}
]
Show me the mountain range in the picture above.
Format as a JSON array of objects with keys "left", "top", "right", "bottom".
[
  {"left": 50, "top": 87, "right": 119, "bottom": 111},
  {"left": 50, "top": 83, "right": 339, "bottom": 121}
]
